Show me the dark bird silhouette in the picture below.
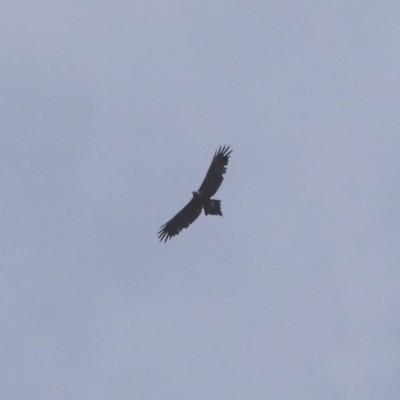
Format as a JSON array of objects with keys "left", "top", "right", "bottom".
[{"left": 158, "top": 145, "right": 232, "bottom": 242}]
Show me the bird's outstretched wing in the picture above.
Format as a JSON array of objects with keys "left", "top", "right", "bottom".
[
  {"left": 197, "top": 145, "right": 232, "bottom": 198},
  {"left": 158, "top": 197, "right": 203, "bottom": 242}
]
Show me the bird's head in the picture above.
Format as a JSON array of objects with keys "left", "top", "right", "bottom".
[{"left": 192, "top": 190, "right": 201, "bottom": 198}]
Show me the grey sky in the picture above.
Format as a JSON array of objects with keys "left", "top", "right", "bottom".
[{"left": 1, "top": 2, "right": 399, "bottom": 399}]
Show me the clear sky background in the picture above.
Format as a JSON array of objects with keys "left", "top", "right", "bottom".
[{"left": 1, "top": 2, "right": 399, "bottom": 399}]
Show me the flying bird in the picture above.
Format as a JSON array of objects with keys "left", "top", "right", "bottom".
[{"left": 158, "top": 145, "right": 232, "bottom": 242}]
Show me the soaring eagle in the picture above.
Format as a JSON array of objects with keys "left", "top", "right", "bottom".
[{"left": 158, "top": 145, "right": 232, "bottom": 242}]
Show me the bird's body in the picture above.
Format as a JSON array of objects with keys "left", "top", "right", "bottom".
[{"left": 158, "top": 145, "right": 232, "bottom": 242}]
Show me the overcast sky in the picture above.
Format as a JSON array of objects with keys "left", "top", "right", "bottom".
[{"left": 1, "top": 2, "right": 400, "bottom": 399}]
